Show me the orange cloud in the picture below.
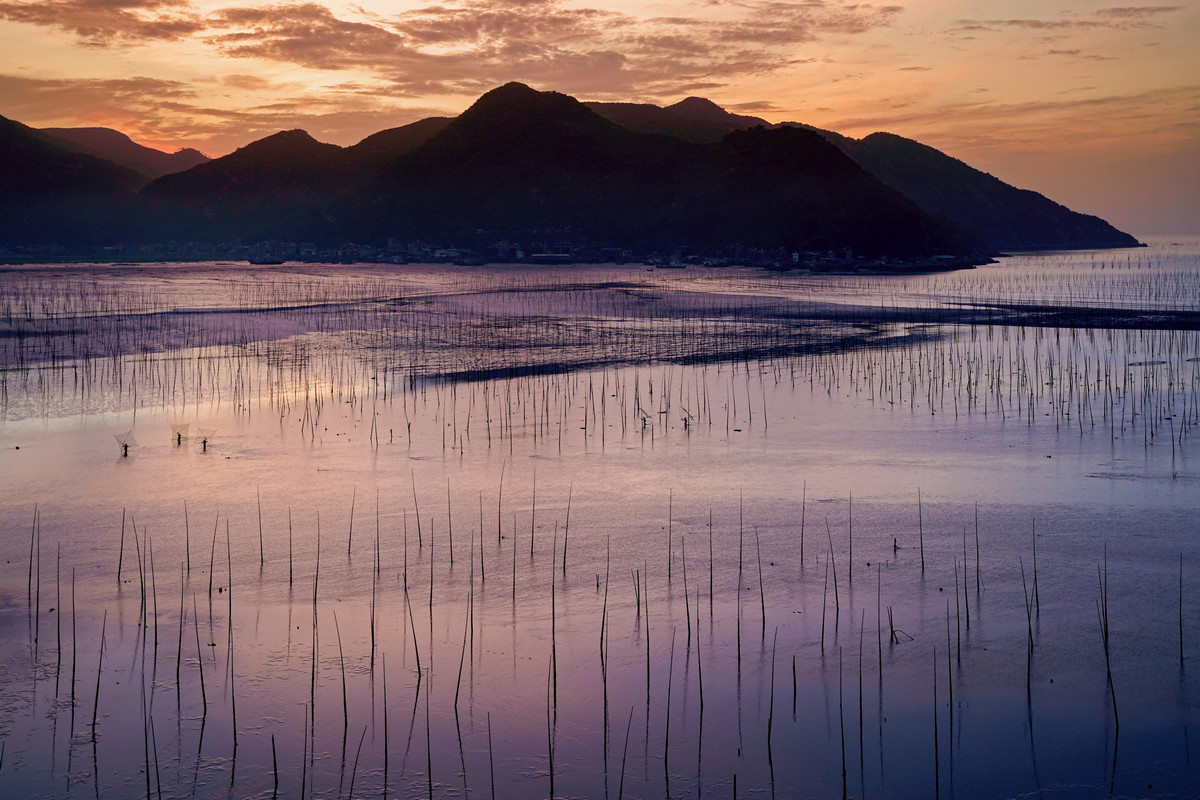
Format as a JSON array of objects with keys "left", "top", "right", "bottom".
[
  {"left": 0, "top": 0, "right": 202, "bottom": 44},
  {"left": 197, "top": 0, "right": 902, "bottom": 97},
  {"left": 953, "top": 4, "right": 1185, "bottom": 35}
]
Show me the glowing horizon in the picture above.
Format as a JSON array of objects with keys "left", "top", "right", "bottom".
[{"left": 2, "top": 0, "right": 1197, "bottom": 235}]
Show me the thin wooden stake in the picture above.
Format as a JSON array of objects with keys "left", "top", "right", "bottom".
[
  {"left": 257, "top": 487, "right": 264, "bottom": 569},
  {"left": 918, "top": 488, "right": 925, "bottom": 573},
  {"left": 91, "top": 610, "right": 107, "bottom": 740}
]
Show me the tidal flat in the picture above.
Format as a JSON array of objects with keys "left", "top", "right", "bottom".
[{"left": 1, "top": 239, "right": 1198, "bottom": 799}]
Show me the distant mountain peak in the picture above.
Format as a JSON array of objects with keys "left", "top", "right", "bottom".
[
  {"left": 802, "top": 127, "right": 1139, "bottom": 250},
  {"left": 423, "top": 81, "right": 630, "bottom": 167},
  {"left": 2, "top": 83, "right": 1139, "bottom": 253},
  {"left": 457, "top": 82, "right": 599, "bottom": 126},
  {"left": 46, "top": 126, "right": 135, "bottom": 146},
  {"left": 227, "top": 129, "right": 341, "bottom": 164},
  {"left": 347, "top": 117, "right": 453, "bottom": 164},
  {"left": 250, "top": 129, "right": 321, "bottom": 146},
  {"left": 670, "top": 97, "right": 727, "bottom": 115},
  {"left": 666, "top": 97, "right": 768, "bottom": 129},
  {"left": 1, "top": 114, "right": 143, "bottom": 190},
  {"left": 461, "top": 82, "right": 555, "bottom": 117},
  {"left": 484, "top": 81, "right": 538, "bottom": 98},
  {"left": 40, "top": 125, "right": 210, "bottom": 180}
]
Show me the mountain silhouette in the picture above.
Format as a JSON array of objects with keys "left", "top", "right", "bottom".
[
  {"left": 666, "top": 97, "right": 770, "bottom": 131},
  {"left": 341, "top": 82, "right": 966, "bottom": 256},
  {"left": 344, "top": 117, "right": 452, "bottom": 169},
  {"left": 141, "top": 129, "right": 346, "bottom": 240},
  {"left": 0, "top": 84, "right": 1140, "bottom": 256},
  {"left": 1, "top": 115, "right": 145, "bottom": 198},
  {"left": 351, "top": 83, "right": 696, "bottom": 244},
  {"left": 404, "top": 83, "right": 644, "bottom": 171},
  {"left": 593, "top": 99, "right": 1137, "bottom": 251},
  {"left": 585, "top": 97, "right": 770, "bottom": 144},
  {"left": 668, "top": 125, "right": 973, "bottom": 256},
  {"left": 584, "top": 102, "right": 729, "bottom": 143},
  {"left": 40, "top": 126, "right": 209, "bottom": 181},
  {"left": 0, "top": 113, "right": 146, "bottom": 243},
  {"left": 792, "top": 128, "right": 1139, "bottom": 250}
]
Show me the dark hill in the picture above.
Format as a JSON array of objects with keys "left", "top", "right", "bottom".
[
  {"left": 350, "top": 83, "right": 971, "bottom": 257},
  {"left": 345, "top": 116, "right": 453, "bottom": 168},
  {"left": 3, "top": 84, "right": 1136, "bottom": 256},
  {"left": 354, "top": 83, "right": 695, "bottom": 243},
  {"left": 589, "top": 97, "right": 1139, "bottom": 251},
  {"left": 845, "top": 131, "right": 1138, "bottom": 250},
  {"left": 785, "top": 125, "right": 1139, "bottom": 251},
  {"left": 668, "top": 126, "right": 973, "bottom": 256},
  {"left": 666, "top": 97, "right": 769, "bottom": 132},
  {"left": 41, "top": 126, "right": 209, "bottom": 181},
  {"left": 0, "top": 114, "right": 145, "bottom": 243},
  {"left": 407, "top": 82, "right": 643, "bottom": 171},
  {"left": 584, "top": 102, "right": 734, "bottom": 143},
  {"left": 587, "top": 96, "right": 768, "bottom": 144},
  {"left": 140, "top": 129, "right": 345, "bottom": 240},
  {"left": 145, "top": 129, "right": 343, "bottom": 195},
  {"left": 1, "top": 115, "right": 145, "bottom": 198}
]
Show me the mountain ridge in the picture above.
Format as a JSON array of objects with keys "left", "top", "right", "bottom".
[
  {"left": 142, "top": 83, "right": 972, "bottom": 258},
  {"left": 0, "top": 84, "right": 1140, "bottom": 256},
  {"left": 139, "top": 129, "right": 347, "bottom": 241},
  {"left": 666, "top": 97, "right": 770, "bottom": 130},
  {"left": 40, "top": 126, "right": 209, "bottom": 181},
  {"left": 0, "top": 113, "right": 148, "bottom": 243},
  {"left": 780, "top": 125, "right": 1138, "bottom": 250}
]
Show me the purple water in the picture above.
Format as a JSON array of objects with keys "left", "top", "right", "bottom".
[{"left": 1, "top": 238, "right": 1197, "bottom": 798}]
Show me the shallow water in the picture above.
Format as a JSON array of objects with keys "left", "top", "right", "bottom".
[{"left": 1, "top": 239, "right": 1199, "bottom": 798}]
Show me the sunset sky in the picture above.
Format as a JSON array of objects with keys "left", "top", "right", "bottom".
[{"left": 2, "top": 1, "right": 1197, "bottom": 235}]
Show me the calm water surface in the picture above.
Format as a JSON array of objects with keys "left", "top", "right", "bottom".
[{"left": 1, "top": 238, "right": 1198, "bottom": 798}]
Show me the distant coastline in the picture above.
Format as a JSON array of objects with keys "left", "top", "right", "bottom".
[{"left": 0, "top": 242, "right": 993, "bottom": 273}]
